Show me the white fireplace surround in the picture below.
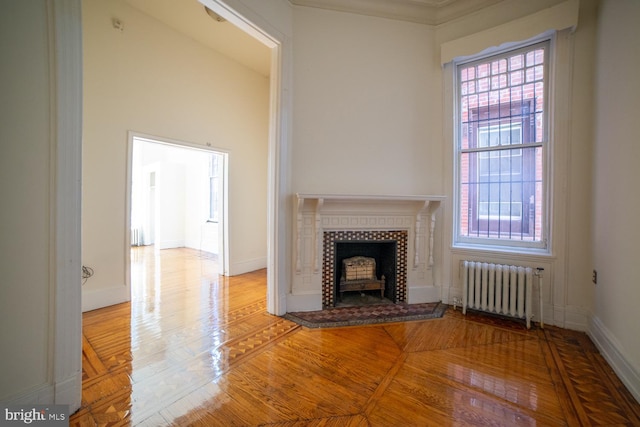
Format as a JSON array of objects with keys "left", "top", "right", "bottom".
[{"left": 288, "top": 193, "right": 445, "bottom": 312}]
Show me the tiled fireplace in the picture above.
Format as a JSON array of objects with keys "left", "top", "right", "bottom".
[
  {"left": 289, "top": 193, "right": 445, "bottom": 312},
  {"left": 322, "top": 230, "right": 408, "bottom": 307}
]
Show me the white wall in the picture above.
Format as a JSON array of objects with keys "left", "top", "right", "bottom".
[
  {"left": 133, "top": 140, "right": 219, "bottom": 253},
  {"left": 591, "top": 0, "right": 640, "bottom": 401},
  {"left": 158, "top": 161, "right": 186, "bottom": 249},
  {"left": 183, "top": 150, "right": 220, "bottom": 255},
  {"left": 292, "top": 6, "right": 441, "bottom": 195},
  {"left": 0, "top": 0, "right": 52, "bottom": 401},
  {"left": 82, "top": 0, "right": 269, "bottom": 311}
]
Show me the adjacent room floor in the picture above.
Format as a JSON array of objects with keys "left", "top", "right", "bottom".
[{"left": 70, "top": 246, "right": 640, "bottom": 426}]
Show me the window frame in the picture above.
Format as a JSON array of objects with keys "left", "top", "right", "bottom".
[{"left": 453, "top": 39, "right": 551, "bottom": 253}]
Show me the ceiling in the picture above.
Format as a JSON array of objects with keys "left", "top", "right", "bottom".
[
  {"left": 126, "top": 0, "right": 503, "bottom": 78},
  {"left": 126, "top": 0, "right": 272, "bottom": 77}
]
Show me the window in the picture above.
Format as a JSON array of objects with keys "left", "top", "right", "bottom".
[{"left": 455, "top": 41, "right": 549, "bottom": 249}]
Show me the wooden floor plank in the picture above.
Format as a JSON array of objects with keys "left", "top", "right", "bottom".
[{"left": 70, "top": 246, "right": 640, "bottom": 426}]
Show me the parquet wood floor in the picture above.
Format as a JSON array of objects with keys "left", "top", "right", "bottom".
[{"left": 70, "top": 247, "right": 640, "bottom": 426}]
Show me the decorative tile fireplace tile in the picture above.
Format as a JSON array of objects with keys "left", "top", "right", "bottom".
[{"left": 322, "top": 230, "right": 408, "bottom": 308}]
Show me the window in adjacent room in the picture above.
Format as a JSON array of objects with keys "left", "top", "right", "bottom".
[{"left": 455, "top": 40, "right": 549, "bottom": 250}]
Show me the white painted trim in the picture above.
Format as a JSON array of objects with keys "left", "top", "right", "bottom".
[
  {"left": 3, "top": 376, "right": 80, "bottom": 408},
  {"left": 553, "top": 305, "right": 566, "bottom": 328},
  {"left": 228, "top": 256, "right": 268, "bottom": 276},
  {"left": 441, "top": 285, "right": 455, "bottom": 305},
  {"left": 548, "top": 304, "right": 588, "bottom": 331},
  {"left": 267, "top": 35, "right": 290, "bottom": 316},
  {"left": 220, "top": 151, "right": 230, "bottom": 276},
  {"left": 291, "top": 0, "right": 505, "bottom": 26},
  {"left": 131, "top": 131, "right": 231, "bottom": 154},
  {"left": 51, "top": 374, "right": 82, "bottom": 408},
  {"left": 157, "top": 240, "right": 186, "bottom": 250},
  {"left": 51, "top": 0, "right": 82, "bottom": 412},
  {"left": 407, "top": 285, "right": 441, "bottom": 304},
  {"left": 549, "top": 28, "right": 574, "bottom": 328},
  {"left": 286, "top": 292, "right": 323, "bottom": 312},
  {"left": 440, "top": 0, "right": 579, "bottom": 64},
  {"left": 297, "top": 193, "right": 446, "bottom": 203},
  {"left": 82, "top": 286, "right": 130, "bottom": 313},
  {"left": 199, "top": 0, "right": 279, "bottom": 49},
  {"left": 5, "top": 383, "right": 53, "bottom": 405},
  {"left": 124, "top": 134, "right": 134, "bottom": 308},
  {"left": 589, "top": 315, "right": 640, "bottom": 403},
  {"left": 563, "top": 305, "right": 588, "bottom": 332},
  {"left": 449, "top": 248, "right": 557, "bottom": 265}
]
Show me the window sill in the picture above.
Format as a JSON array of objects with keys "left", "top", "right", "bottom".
[{"left": 452, "top": 242, "right": 553, "bottom": 259}]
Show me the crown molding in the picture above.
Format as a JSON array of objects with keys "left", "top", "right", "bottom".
[{"left": 290, "top": 0, "right": 504, "bottom": 25}]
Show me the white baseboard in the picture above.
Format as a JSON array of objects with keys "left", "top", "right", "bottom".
[
  {"left": 228, "top": 256, "right": 267, "bottom": 276},
  {"left": 589, "top": 315, "right": 640, "bottom": 403},
  {"left": 5, "top": 383, "right": 53, "bottom": 405},
  {"left": 3, "top": 373, "right": 80, "bottom": 411},
  {"left": 407, "top": 285, "right": 441, "bottom": 304},
  {"left": 549, "top": 304, "right": 589, "bottom": 331},
  {"left": 563, "top": 305, "right": 589, "bottom": 332},
  {"left": 286, "top": 292, "right": 322, "bottom": 312},
  {"left": 157, "top": 239, "right": 185, "bottom": 250},
  {"left": 440, "top": 286, "right": 451, "bottom": 304},
  {"left": 54, "top": 372, "right": 82, "bottom": 412},
  {"left": 82, "top": 285, "right": 130, "bottom": 312}
]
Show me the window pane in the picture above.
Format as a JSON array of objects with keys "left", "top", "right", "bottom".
[{"left": 461, "top": 146, "right": 541, "bottom": 240}]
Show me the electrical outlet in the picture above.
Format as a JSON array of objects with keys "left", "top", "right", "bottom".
[{"left": 592, "top": 269, "right": 597, "bottom": 284}]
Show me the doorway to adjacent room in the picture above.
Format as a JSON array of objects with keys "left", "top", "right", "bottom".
[{"left": 129, "top": 135, "right": 229, "bottom": 283}]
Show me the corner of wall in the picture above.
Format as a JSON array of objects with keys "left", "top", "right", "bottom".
[
  {"left": 228, "top": 256, "right": 268, "bottom": 276},
  {"left": 82, "top": 286, "right": 130, "bottom": 313},
  {"left": 589, "top": 314, "right": 640, "bottom": 403}
]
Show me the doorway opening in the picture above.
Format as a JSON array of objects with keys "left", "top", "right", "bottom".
[{"left": 128, "top": 134, "right": 229, "bottom": 286}]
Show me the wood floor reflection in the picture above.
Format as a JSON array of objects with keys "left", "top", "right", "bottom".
[{"left": 71, "top": 247, "right": 640, "bottom": 426}]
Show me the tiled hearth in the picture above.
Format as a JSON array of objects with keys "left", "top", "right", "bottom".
[{"left": 322, "top": 230, "right": 408, "bottom": 308}]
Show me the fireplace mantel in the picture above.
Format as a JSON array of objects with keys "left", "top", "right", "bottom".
[
  {"left": 296, "top": 193, "right": 445, "bottom": 205},
  {"left": 295, "top": 193, "right": 446, "bottom": 273}
]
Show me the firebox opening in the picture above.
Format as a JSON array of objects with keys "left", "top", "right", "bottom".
[{"left": 334, "top": 240, "right": 397, "bottom": 306}]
